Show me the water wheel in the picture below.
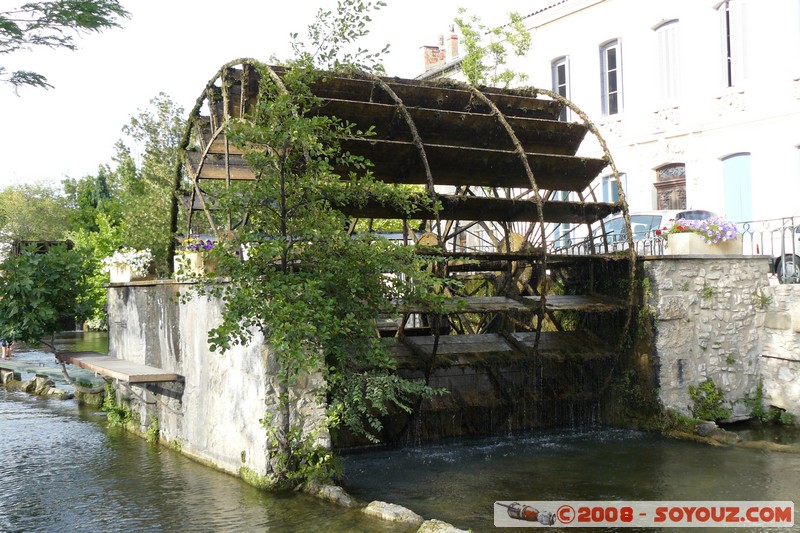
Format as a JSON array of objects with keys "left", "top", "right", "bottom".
[{"left": 174, "top": 58, "right": 636, "bottom": 369}]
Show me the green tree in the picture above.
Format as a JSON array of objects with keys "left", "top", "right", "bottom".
[
  {"left": 0, "top": 245, "right": 90, "bottom": 351},
  {"left": 454, "top": 7, "right": 532, "bottom": 87},
  {"left": 0, "top": 182, "right": 71, "bottom": 248},
  {"left": 67, "top": 211, "right": 122, "bottom": 328},
  {"left": 188, "top": 0, "right": 449, "bottom": 485},
  {"left": 116, "top": 92, "right": 185, "bottom": 276},
  {"left": 290, "top": 0, "right": 390, "bottom": 73},
  {"left": 62, "top": 164, "right": 125, "bottom": 329},
  {"left": 0, "top": 0, "right": 129, "bottom": 91},
  {"left": 57, "top": 93, "right": 182, "bottom": 328},
  {"left": 63, "top": 166, "right": 120, "bottom": 233}
]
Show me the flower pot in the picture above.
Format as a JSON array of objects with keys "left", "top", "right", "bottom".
[
  {"left": 108, "top": 263, "right": 132, "bottom": 283},
  {"left": 103, "top": 248, "right": 153, "bottom": 283},
  {"left": 108, "top": 263, "right": 153, "bottom": 283},
  {"left": 174, "top": 252, "right": 217, "bottom": 279},
  {"left": 665, "top": 233, "right": 742, "bottom": 255}
]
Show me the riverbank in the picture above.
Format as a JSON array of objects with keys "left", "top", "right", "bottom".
[
  {"left": 0, "top": 387, "right": 424, "bottom": 532},
  {"left": 666, "top": 421, "right": 800, "bottom": 454}
]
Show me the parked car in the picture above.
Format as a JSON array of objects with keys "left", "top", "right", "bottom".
[{"left": 588, "top": 209, "right": 717, "bottom": 253}]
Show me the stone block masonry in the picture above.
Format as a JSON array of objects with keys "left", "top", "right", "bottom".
[{"left": 645, "top": 256, "right": 800, "bottom": 420}]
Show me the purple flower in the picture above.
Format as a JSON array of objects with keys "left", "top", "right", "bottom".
[
  {"left": 664, "top": 216, "right": 739, "bottom": 245},
  {"left": 182, "top": 236, "right": 215, "bottom": 253}
]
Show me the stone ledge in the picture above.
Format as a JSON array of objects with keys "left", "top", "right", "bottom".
[{"left": 301, "top": 480, "right": 359, "bottom": 508}]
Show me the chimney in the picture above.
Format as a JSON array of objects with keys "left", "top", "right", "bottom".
[
  {"left": 446, "top": 25, "right": 459, "bottom": 62},
  {"left": 422, "top": 30, "right": 458, "bottom": 72},
  {"left": 422, "top": 44, "right": 446, "bottom": 72}
]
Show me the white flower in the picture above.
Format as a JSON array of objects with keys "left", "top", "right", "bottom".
[{"left": 102, "top": 248, "right": 153, "bottom": 277}]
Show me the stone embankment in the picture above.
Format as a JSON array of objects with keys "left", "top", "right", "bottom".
[
  {"left": 1, "top": 368, "right": 73, "bottom": 400},
  {"left": 759, "top": 283, "right": 800, "bottom": 413},
  {"left": 646, "top": 256, "right": 800, "bottom": 420}
]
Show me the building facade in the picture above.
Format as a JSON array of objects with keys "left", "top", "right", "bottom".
[{"left": 421, "top": 0, "right": 800, "bottom": 224}]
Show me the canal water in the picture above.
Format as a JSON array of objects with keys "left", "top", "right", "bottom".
[
  {"left": 2, "top": 333, "right": 798, "bottom": 532},
  {"left": 342, "top": 428, "right": 800, "bottom": 531},
  {"left": 0, "top": 334, "right": 407, "bottom": 533}
]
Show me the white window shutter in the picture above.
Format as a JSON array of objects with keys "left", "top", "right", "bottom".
[{"left": 729, "top": 0, "right": 748, "bottom": 85}]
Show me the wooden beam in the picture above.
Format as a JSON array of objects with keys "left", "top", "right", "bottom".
[
  {"left": 385, "top": 330, "right": 613, "bottom": 363},
  {"left": 393, "top": 294, "right": 627, "bottom": 314},
  {"left": 334, "top": 194, "right": 621, "bottom": 224},
  {"left": 396, "top": 296, "right": 533, "bottom": 313},
  {"left": 524, "top": 294, "right": 628, "bottom": 312},
  {"left": 189, "top": 140, "right": 607, "bottom": 192},
  {"left": 337, "top": 139, "right": 607, "bottom": 191},
  {"left": 205, "top": 65, "right": 566, "bottom": 123},
  {"left": 185, "top": 150, "right": 255, "bottom": 181},
  {"left": 313, "top": 98, "right": 587, "bottom": 154},
  {"left": 300, "top": 71, "right": 565, "bottom": 120}
]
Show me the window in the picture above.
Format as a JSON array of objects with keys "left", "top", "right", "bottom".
[
  {"left": 601, "top": 173, "right": 626, "bottom": 203},
  {"left": 600, "top": 40, "right": 623, "bottom": 115},
  {"left": 656, "top": 163, "right": 686, "bottom": 182},
  {"left": 655, "top": 20, "right": 680, "bottom": 102},
  {"left": 722, "top": 153, "right": 752, "bottom": 222},
  {"left": 551, "top": 56, "right": 570, "bottom": 121},
  {"left": 718, "top": 0, "right": 748, "bottom": 87},
  {"left": 553, "top": 190, "right": 572, "bottom": 247}
]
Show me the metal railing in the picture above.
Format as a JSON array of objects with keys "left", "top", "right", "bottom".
[
  {"left": 549, "top": 216, "right": 800, "bottom": 284},
  {"left": 737, "top": 217, "right": 800, "bottom": 283}
]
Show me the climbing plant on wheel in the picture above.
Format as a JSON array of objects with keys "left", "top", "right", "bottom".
[{"left": 184, "top": 1, "right": 450, "bottom": 486}]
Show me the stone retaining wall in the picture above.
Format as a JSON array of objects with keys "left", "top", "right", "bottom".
[
  {"left": 106, "top": 256, "right": 800, "bottom": 485},
  {"left": 645, "top": 256, "right": 800, "bottom": 419},
  {"left": 106, "top": 281, "right": 328, "bottom": 484},
  {"left": 758, "top": 284, "right": 800, "bottom": 413}
]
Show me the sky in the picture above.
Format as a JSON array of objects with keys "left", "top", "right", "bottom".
[{"left": 0, "top": 0, "right": 546, "bottom": 189}]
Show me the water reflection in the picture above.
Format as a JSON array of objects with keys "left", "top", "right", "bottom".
[{"left": 52, "top": 330, "right": 111, "bottom": 354}]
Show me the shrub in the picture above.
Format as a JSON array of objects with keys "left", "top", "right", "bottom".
[{"left": 689, "top": 379, "right": 731, "bottom": 422}]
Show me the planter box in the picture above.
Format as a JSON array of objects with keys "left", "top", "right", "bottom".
[
  {"left": 109, "top": 264, "right": 132, "bottom": 283},
  {"left": 108, "top": 264, "right": 152, "bottom": 283},
  {"left": 174, "top": 252, "right": 216, "bottom": 279},
  {"left": 665, "top": 233, "right": 742, "bottom": 255}
]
